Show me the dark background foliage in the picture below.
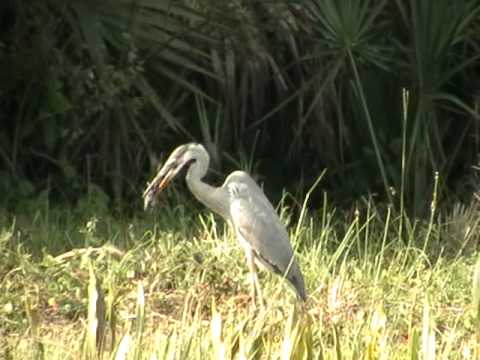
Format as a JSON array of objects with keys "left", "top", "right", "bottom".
[{"left": 1, "top": 0, "right": 479, "bottom": 214}]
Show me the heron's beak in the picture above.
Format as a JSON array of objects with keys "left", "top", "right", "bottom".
[{"left": 142, "top": 164, "right": 177, "bottom": 210}]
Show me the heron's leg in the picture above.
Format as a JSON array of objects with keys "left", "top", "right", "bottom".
[
  {"left": 245, "top": 249, "right": 257, "bottom": 303},
  {"left": 252, "top": 266, "right": 264, "bottom": 307},
  {"left": 252, "top": 257, "right": 266, "bottom": 306},
  {"left": 245, "top": 251, "right": 266, "bottom": 308},
  {"left": 237, "top": 231, "right": 263, "bottom": 307}
]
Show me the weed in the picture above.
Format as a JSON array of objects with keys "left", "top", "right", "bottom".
[{"left": 0, "top": 198, "right": 477, "bottom": 359}]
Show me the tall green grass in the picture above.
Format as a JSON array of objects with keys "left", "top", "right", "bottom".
[{"left": 0, "top": 193, "right": 478, "bottom": 359}]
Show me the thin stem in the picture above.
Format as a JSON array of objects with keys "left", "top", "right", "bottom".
[{"left": 347, "top": 49, "right": 392, "bottom": 204}]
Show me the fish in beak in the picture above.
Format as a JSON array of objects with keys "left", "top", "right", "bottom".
[
  {"left": 143, "top": 162, "right": 179, "bottom": 210},
  {"left": 143, "top": 144, "right": 198, "bottom": 210}
]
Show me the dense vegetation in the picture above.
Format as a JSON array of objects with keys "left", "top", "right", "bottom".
[
  {"left": 1, "top": 0, "right": 479, "bottom": 213},
  {"left": 1, "top": 1, "right": 480, "bottom": 358},
  {"left": 1, "top": 196, "right": 479, "bottom": 358}
]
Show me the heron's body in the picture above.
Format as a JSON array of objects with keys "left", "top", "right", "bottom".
[{"left": 143, "top": 143, "right": 306, "bottom": 302}]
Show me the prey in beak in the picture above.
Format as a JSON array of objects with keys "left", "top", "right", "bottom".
[
  {"left": 142, "top": 163, "right": 178, "bottom": 210},
  {"left": 142, "top": 145, "right": 193, "bottom": 210}
]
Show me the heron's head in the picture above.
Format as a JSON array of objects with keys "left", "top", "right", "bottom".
[{"left": 142, "top": 143, "right": 207, "bottom": 209}]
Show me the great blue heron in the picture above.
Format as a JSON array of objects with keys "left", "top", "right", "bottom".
[{"left": 143, "top": 143, "right": 306, "bottom": 303}]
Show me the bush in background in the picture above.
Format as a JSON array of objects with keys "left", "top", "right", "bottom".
[{"left": 0, "top": 0, "right": 479, "bottom": 215}]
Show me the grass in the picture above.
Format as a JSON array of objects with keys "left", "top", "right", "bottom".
[{"left": 0, "top": 191, "right": 479, "bottom": 359}]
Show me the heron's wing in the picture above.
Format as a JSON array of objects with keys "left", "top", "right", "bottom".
[{"left": 225, "top": 172, "right": 306, "bottom": 299}]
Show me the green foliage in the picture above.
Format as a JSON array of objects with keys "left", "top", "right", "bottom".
[
  {"left": 0, "top": 0, "right": 212, "bottom": 206},
  {"left": 0, "top": 0, "right": 479, "bottom": 213},
  {"left": 394, "top": 0, "right": 480, "bottom": 214},
  {"left": 0, "top": 197, "right": 478, "bottom": 358},
  {"left": 473, "top": 254, "right": 480, "bottom": 353}
]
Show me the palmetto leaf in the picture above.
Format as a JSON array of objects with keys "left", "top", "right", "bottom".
[
  {"left": 393, "top": 0, "right": 480, "bottom": 212},
  {"left": 56, "top": 0, "right": 218, "bottom": 201},
  {"left": 294, "top": 0, "right": 393, "bottom": 199},
  {"left": 395, "top": 0, "right": 480, "bottom": 92},
  {"left": 303, "top": 0, "right": 389, "bottom": 67},
  {"left": 70, "top": 0, "right": 215, "bottom": 100}
]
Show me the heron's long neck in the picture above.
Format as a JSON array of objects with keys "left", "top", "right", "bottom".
[{"left": 185, "top": 161, "right": 230, "bottom": 220}]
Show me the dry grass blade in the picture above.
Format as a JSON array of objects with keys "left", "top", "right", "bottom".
[
  {"left": 421, "top": 300, "right": 435, "bottom": 360},
  {"left": 473, "top": 255, "right": 480, "bottom": 356},
  {"left": 133, "top": 281, "right": 145, "bottom": 360},
  {"left": 113, "top": 334, "right": 131, "bottom": 360},
  {"left": 83, "top": 263, "right": 106, "bottom": 360},
  {"left": 210, "top": 299, "right": 225, "bottom": 360}
]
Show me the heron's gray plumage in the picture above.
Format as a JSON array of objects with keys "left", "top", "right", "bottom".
[
  {"left": 143, "top": 143, "right": 307, "bottom": 302},
  {"left": 225, "top": 172, "right": 306, "bottom": 300}
]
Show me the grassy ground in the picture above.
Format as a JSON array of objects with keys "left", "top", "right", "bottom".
[{"left": 0, "top": 193, "right": 479, "bottom": 359}]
